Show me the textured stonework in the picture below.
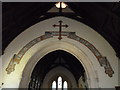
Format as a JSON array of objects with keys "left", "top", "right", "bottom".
[{"left": 6, "top": 31, "right": 114, "bottom": 77}]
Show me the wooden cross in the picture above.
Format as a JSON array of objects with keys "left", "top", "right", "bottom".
[{"left": 53, "top": 20, "right": 68, "bottom": 40}]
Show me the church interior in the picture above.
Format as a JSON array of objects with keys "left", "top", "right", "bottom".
[{"left": 1, "top": 2, "right": 120, "bottom": 90}]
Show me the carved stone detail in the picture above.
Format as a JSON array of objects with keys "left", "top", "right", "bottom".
[{"left": 6, "top": 31, "right": 114, "bottom": 77}]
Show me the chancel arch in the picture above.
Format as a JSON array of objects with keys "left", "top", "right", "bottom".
[
  {"left": 2, "top": 16, "right": 118, "bottom": 89},
  {"left": 19, "top": 41, "right": 99, "bottom": 89}
]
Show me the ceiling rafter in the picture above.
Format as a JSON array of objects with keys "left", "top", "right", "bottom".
[{"left": 2, "top": 2, "right": 120, "bottom": 58}]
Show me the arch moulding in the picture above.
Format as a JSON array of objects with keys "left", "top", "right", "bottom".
[
  {"left": 19, "top": 41, "right": 99, "bottom": 88},
  {"left": 6, "top": 31, "right": 114, "bottom": 77}
]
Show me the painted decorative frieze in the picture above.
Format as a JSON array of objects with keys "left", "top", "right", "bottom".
[
  {"left": 67, "top": 32, "right": 114, "bottom": 77},
  {"left": 6, "top": 34, "right": 52, "bottom": 74},
  {"left": 6, "top": 54, "right": 20, "bottom": 74},
  {"left": 6, "top": 31, "right": 114, "bottom": 77}
]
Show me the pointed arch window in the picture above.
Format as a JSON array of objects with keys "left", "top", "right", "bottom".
[
  {"left": 51, "top": 76, "right": 68, "bottom": 90},
  {"left": 63, "top": 81, "right": 68, "bottom": 89},
  {"left": 52, "top": 81, "right": 56, "bottom": 90},
  {"left": 58, "top": 76, "right": 62, "bottom": 88}
]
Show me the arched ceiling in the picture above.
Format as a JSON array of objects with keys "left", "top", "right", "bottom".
[{"left": 2, "top": 2, "right": 120, "bottom": 58}]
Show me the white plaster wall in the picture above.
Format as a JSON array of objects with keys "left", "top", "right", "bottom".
[
  {"left": 42, "top": 66, "right": 77, "bottom": 88},
  {"left": 1, "top": 16, "right": 118, "bottom": 88}
]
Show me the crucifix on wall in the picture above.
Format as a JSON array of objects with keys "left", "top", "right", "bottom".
[{"left": 53, "top": 20, "right": 68, "bottom": 40}]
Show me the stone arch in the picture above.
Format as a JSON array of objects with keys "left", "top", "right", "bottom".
[
  {"left": 19, "top": 41, "right": 99, "bottom": 88},
  {"left": 6, "top": 31, "right": 114, "bottom": 77},
  {"left": 3, "top": 16, "right": 118, "bottom": 89}
]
